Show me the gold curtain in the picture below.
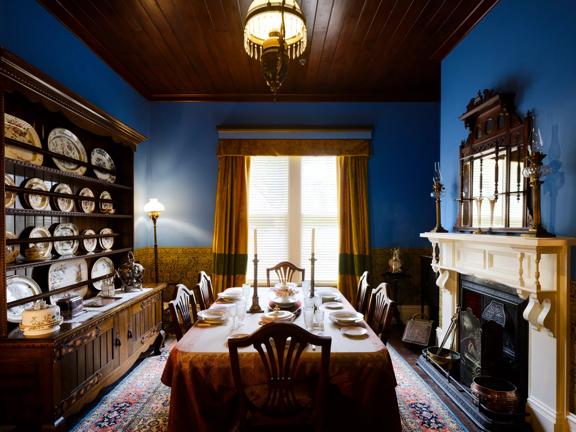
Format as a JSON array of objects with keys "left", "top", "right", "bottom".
[
  {"left": 212, "top": 156, "right": 250, "bottom": 294},
  {"left": 337, "top": 156, "right": 371, "bottom": 302}
]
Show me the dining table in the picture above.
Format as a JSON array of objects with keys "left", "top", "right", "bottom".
[{"left": 161, "top": 287, "right": 402, "bottom": 431}]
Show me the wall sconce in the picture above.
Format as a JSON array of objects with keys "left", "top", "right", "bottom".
[{"left": 144, "top": 198, "right": 165, "bottom": 283}]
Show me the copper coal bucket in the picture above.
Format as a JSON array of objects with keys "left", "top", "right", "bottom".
[{"left": 470, "top": 376, "right": 519, "bottom": 414}]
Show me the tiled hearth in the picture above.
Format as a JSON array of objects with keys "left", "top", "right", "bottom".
[{"left": 422, "top": 232, "right": 575, "bottom": 432}]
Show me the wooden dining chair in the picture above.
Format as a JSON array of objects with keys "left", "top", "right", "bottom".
[
  {"left": 355, "top": 271, "right": 371, "bottom": 314},
  {"left": 228, "top": 322, "right": 331, "bottom": 432},
  {"left": 266, "top": 261, "right": 305, "bottom": 286},
  {"left": 195, "top": 271, "right": 215, "bottom": 310},
  {"left": 168, "top": 284, "right": 197, "bottom": 340},
  {"left": 366, "top": 283, "right": 395, "bottom": 343}
]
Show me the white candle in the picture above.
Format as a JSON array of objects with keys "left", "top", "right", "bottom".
[
  {"left": 254, "top": 229, "right": 257, "bottom": 256},
  {"left": 311, "top": 228, "right": 315, "bottom": 255}
]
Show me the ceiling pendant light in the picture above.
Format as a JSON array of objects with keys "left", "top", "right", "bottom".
[{"left": 243, "top": 0, "right": 307, "bottom": 94}]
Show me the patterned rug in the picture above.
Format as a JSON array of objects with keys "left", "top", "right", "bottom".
[{"left": 71, "top": 342, "right": 467, "bottom": 432}]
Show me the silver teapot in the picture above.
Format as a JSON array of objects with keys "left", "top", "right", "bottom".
[{"left": 116, "top": 251, "right": 144, "bottom": 292}]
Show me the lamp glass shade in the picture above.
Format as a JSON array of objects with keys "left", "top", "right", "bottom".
[{"left": 144, "top": 198, "right": 165, "bottom": 214}]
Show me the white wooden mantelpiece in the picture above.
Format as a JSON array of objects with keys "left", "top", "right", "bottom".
[{"left": 421, "top": 232, "right": 575, "bottom": 432}]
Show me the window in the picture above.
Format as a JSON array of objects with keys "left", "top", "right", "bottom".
[{"left": 247, "top": 156, "right": 339, "bottom": 284}]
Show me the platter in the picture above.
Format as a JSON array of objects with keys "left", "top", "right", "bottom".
[
  {"left": 5, "top": 174, "right": 16, "bottom": 208},
  {"left": 99, "top": 190, "right": 114, "bottom": 214},
  {"left": 23, "top": 177, "right": 49, "bottom": 210},
  {"left": 48, "top": 258, "right": 89, "bottom": 304},
  {"left": 52, "top": 223, "right": 79, "bottom": 256},
  {"left": 81, "top": 228, "right": 98, "bottom": 253},
  {"left": 91, "top": 257, "right": 115, "bottom": 291},
  {"left": 78, "top": 187, "right": 95, "bottom": 213},
  {"left": 48, "top": 128, "right": 87, "bottom": 175},
  {"left": 6, "top": 275, "right": 42, "bottom": 323},
  {"left": 6, "top": 231, "right": 20, "bottom": 264},
  {"left": 52, "top": 183, "right": 74, "bottom": 212},
  {"left": 91, "top": 148, "right": 116, "bottom": 183},
  {"left": 99, "top": 228, "right": 114, "bottom": 250},
  {"left": 26, "top": 226, "right": 52, "bottom": 261},
  {"left": 4, "top": 114, "right": 43, "bottom": 165}
]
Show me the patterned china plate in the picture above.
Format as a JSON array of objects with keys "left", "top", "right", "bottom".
[
  {"left": 5, "top": 174, "right": 16, "bottom": 208},
  {"left": 48, "top": 128, "right": 87, "bottom": 175},
  {"left": 27, "top": 226, "right": 53, "bottom": 260},
  {"left": 78, "top": 187, "right": 95, "bottom": 213},
  {"left": 99, "top": 190, "right": 114, "bottom": 214},
  {"left": 91, "top": 148, "right": 116, "bottom": 183},
  {"left": 52, "top": 223, "right": 79, "bottom": 256},
  {"left": 4, "top": 114, "right": 43, "bottom": 165},
  {"left": 48, "top": 258, "right": 89, "bottom": 304},
  {"left": 91, "top": 257, "right": 115, "bottom": 291},
  {"left": 23, "top": 177, "right": 49, "bottom": 210},
  {"left": 6, "top": 231, "right": 20, "bottom": 264},
  {"left": 6, "top": 275, "right": 42, "bottom": 323},
  {"left": 81, "top": 229, "right": 98, "bottom": 253},
  {"left": 52, "top": 183, "right": 74, "bottom": 212},
  {"left": 99, "top": 228, "right": 114, "bottom": 250}
]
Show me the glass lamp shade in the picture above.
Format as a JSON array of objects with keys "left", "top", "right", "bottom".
[
  {"left": 144, "top": 198, "right": 165, "bottom": 217},
  {"left": 244, "top": 0, "right": 307, "bottom": 60}
]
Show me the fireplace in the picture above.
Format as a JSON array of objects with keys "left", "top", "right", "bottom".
[{"left": 419, "top": 232, "right": 574, "bottom": 432}]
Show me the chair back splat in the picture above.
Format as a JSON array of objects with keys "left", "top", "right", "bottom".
[
  {"left": 228, "top": 322, "right": 331, "bottom": 431},
  {"left": 367, "top": 282, "right": 395, "bottom": 343},
  {"left": 168, "top": 284, "right": 197, "bottom": 340},
  {"left": 266, "top": 261, "right": 305, "bottom": 287},
  {"left": 355, "top": 271, "right": 371, "bottom": 314},
  {"left": 196, "top": 271, "right": 215, "bottom": 310}
]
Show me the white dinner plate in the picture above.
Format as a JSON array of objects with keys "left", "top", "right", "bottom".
[
  {"left": 198, "top": 309, "right": 227, "bottom": 323},
  {"left": 329, "top": 311, "right": 364, "bottom": 326},
  {"left": 323, "top": 301, "right": 344, "bottom": 310},
  {"left": 316, "top": 288, "right": 341, "bottom": 302},
  {"left": 262, "top": 310, "right": 294, "bottom": 322},
  {"left": 341, "top": 326, "right": 368, "bottom": 338}
]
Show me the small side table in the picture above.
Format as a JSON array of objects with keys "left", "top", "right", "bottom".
[{"left": 382, "top": 271, "right": 410, "bottom": 329}]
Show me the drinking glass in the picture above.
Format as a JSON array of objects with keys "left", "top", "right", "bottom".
[
  {"left": 301, "top": 280, "right": 310, "bottom": 297},
  {"left": 236, "top": 299, "right": 246, "bottom": 326},
  {"left": 228, "top": 302, "right": 238, "bottom": 330},
  {"left": 242, "top": 283, "right": 251, "bottom": 302},
  {"left": 303, "top": 307, "right": 315, "bottom": 331},
  {"left": 313, "top": 308, "right": 325, "bottom": 333}
]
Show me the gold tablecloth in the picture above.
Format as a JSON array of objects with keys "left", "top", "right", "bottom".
[{"left": 161, "top": 289, "right": 401, "bottom": 431}]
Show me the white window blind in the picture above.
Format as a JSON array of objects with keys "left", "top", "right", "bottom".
[{"left": 247, "top": 156, "right": 338, "bottom": 284}]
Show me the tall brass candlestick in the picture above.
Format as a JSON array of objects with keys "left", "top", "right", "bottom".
[
  {"left": 523, "top": 151, "right": 554, "bottom": 237},
  {"left": 249, "top": 254, "right": 263, "bottom": 313},
  {"left": 309, "top": 253, "right": 316, "bottom": 298},
  {"left": 430, "top": 179, "right": 447, "bottom": 233}
]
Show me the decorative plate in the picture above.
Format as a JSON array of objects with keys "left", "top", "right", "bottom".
[
  {"left": 99, "top": 190, "right": 114, "bottom": 214},
  {"left": 6, "top": 275, "right": 42, "bottom": 323},
  {"left": 5, "top": 174, "right": 16, "bottom": 208},
  {"left": 99, "top": 228, "right": 114, "bottom": 250},
  {"left": 91, "top": 148, "right": 116, "bottom": 183},
  {"left": 91, "top": 257, "right": 115, "bottom": 291},
  {"left": 81, "top": 228, "right": 97, "bottom": 253},
  {"left": 341, "top": 326, "right": 368, "bottom": 338},
  {"left": 48, "top": 258, "right": 89, "bottom": 304},
  {"left": 52, "top": 183, "right": 74, "bottom": 212},
  {"left": 4, "top": 114, "right": 43, "bottom": 165},
  {"left": 78, "top": 187, "right": 95, "bottom": 213},
  {"left": 52, "top": 223, "right": 79, "bottom": 256},
  {"left": 6, "top": 231, "right": 20, "bottom": 264},
  {"left": 23, "top": 177, "right": 49, "bottom": 210},
  {"left": 26, "top": 226, "right": 52, "bottom": 261},
  {"left": 47, "top": 128, "right": 87, "bottom": 175}
]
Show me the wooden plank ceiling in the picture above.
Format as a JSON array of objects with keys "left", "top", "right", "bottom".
[{"left": 39, "top": 0, "right": 497, "bottom": 102}]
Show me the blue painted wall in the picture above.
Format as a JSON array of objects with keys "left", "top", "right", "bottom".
[
  {"left": 441, "top": 0, "right": 576, "bottom": 240},
  {"left": 142, "top": 102, "right": 439, "bottom": 249},
  {"left": 0, "top": 0, "right": 150, "bottom": 135}
]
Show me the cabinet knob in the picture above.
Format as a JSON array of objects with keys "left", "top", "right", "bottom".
[
  {"left": 115, "top": 337, "right": 122, "bottom": 347},
  {"left": 127, "top": 329, "right": 133, "bottom": 339}
]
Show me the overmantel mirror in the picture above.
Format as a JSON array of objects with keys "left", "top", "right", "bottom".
[{"left": 456, "top": 89, "right": 533, "bottom": 233}]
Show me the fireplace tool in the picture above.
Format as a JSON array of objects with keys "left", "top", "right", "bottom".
[{"left": 424, "top": 307, "right": 461, "bottom": 371}]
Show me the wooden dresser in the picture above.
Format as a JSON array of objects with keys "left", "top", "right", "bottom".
[{"left": 0, "top": 49, "right": 163, "bottom": 429}]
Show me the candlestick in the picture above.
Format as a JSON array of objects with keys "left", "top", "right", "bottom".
[
  {"left": 248, "top": 254, "right": 263, "bottom": 313},
  {"left": 430, "top": 163, "right": 447, "bottom": 233},
  {"left": 309, "top": 253, "right": 316, "bottom": 298},
  {"left": 253, "top": 228, "right": 257, "bottom": 256}
]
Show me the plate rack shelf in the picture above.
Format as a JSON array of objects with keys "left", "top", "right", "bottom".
[{"left": 0, "top": 49, "right": 164, "bottom": 430}]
